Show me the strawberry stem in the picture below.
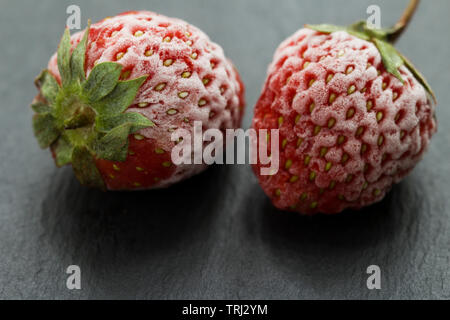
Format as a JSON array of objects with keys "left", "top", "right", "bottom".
[{"left": 388, "top": 0, "right": 420, "bottom": 43}]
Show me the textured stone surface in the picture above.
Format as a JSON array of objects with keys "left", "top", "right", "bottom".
[{"left": 0, "top": 0, "right": 448, "bottom": 299}]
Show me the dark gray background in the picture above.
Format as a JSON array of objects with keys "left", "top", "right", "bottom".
[{"left": 0, "top": 0, "right": 448, "bottom": 299}]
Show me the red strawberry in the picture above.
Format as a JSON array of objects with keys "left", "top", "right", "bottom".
[
  {"left": 32, "top": 11, "right": 245, "bottom": 190},
  {"left": 251, "top": 7, "right": 436, "bottom": 214}
]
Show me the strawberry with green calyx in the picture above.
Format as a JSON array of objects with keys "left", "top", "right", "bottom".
[
  {"left": 33, "top": 22, "right": 151, "bottom": 189},
  {"left": 251, "top": 0, "right": 437, "bottom": 214},
  {"left": 32, "top": 11, "right": 245, "bottom": 190}
]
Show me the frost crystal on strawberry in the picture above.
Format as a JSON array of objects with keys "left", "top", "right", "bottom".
[
  {"left": 32, "top": 11, "right": 245, "bottom": 190},
  {"left": 252, "top": 3, "right": 436, "bottom": 214}
]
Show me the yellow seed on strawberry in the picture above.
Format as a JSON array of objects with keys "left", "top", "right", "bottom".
[
  {"left": 181, "top": 71, "right": 191, "bottom": 78},
  {"left": 178, "top": 91, "right": 189, "bottom": 99},
  {"left": 116, "top": 52, "right": 125, "bottom": 60},
  {"left": 356, "top": 126, "right": 364, "bottom": 137},
  {"left": 378, "top": 135, "right": 384, "bottom": 146},
  {"left": 278, "top": 116, "right": 284, "bottom": 126},
  {"left": 304, "top": 155, "right": 311, "bottom": 166},
  {"left": 328, "top": 118, "right": 336, "bottom": 128},
  {"left": 347, "top": 85, "right": 356, "bottom": 95},
  {"left": 285, "top": 159, "right": 292, "bottom": 169},
  {"left": 314, "top": 125, "right": 321, "bottom": 135},
  {"left": 329, "top": 93, "right": 336, "bottom": 104},
  {"left": 346, "top": 107, "right": 355, "bottom": 119},
  {"left": 393, "top": 92, "right": 398, "bottom": 101},
  {"left": 154, "top": 83, "right": 166, "bottom": 91},
  {"left": 376, "top": 111, "right": 384, "bottom": 122},
  {"left": 361, "top": 144, "right": 368, "bottom": 153},
  {"left": 326, "top": 74, "right": 334, "bottom": 83},
  {"left": 163, "top": 59, "right": 173, "bottom": 66},
  {"left": 341, "top": 153, "right": 349, "bottom": 164}
]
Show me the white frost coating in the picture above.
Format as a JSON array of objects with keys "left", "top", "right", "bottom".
[
  {"left": 48, "top": 11, "right": 244, "bottom": 188},
  {"left": 253, "top": 28, "right": 436, "bottom": 213}
]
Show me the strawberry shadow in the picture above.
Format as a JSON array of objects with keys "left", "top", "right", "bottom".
[
  {"left": 244, "top": 174, "right": 425, "bottom": 298},
  {"left": 39, "top": 164, "right": 229, "bottom": 296}
]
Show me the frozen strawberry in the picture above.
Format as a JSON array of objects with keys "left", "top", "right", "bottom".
[
  {"left": 251, "top": 4, "right": 436, "bottom": 214},
  {"left": 32, "top": 11, "right": 245, "bottom": 190}
]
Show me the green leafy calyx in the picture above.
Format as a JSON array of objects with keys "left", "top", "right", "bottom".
[
  {"left": 32, "top": 22, "right": 152, "bottom": 189},
  {"left": 306, "top": 21, "right": 435, "bottom": 103}
]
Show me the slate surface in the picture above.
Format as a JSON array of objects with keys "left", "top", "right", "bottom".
[{"left": 0, "top": 0, "right": 448, "bottom": 299}]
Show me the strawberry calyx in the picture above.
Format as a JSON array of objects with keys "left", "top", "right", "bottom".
[
  {"left": 306, "top": 20, "right": 436, "bottom": 103},
  {"left": 31, "top": 22, "right": 152, "bottom": 189}
]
